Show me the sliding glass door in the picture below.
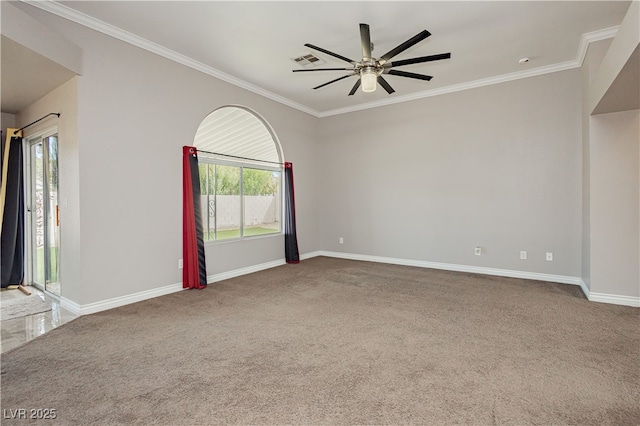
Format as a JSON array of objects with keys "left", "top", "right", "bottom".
[{"left": 27, "top": 134, "right": 60, "bottom": 296}]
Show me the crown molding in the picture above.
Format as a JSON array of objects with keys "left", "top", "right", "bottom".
[
  {"left": 320, "top": 25, "right": 619, "bottom": 117},
  {"left": 318, "top": 60, "right": 580, "bottom": 117},
  {"left": 21, "top": 0, "right": 320, "bottom": 117},
  {"left": 575, "top": 26, "right": 620, "bottom": 66},
  {"left": 23, "top": 1, "right": 619, "bottom": 118}
]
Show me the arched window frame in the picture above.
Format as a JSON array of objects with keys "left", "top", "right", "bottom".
[{"left": 194, "top": 106, "right": 284, "bottom": 243}]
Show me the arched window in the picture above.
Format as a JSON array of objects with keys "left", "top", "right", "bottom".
[{"left": 193, "top": 106, "right": 283, "bottom": 242}]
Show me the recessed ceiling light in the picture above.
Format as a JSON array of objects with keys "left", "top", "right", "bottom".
[{"left": 518, "top": 57, "right": 531, "bottom": 64}]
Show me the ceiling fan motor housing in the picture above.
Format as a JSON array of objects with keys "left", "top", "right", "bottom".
[{"left": 293, "top": 23, "right": 451, "bottom": 95}]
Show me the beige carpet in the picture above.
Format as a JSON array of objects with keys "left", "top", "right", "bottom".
[{"left": 1, "top": 257, "right": 638, "bottom": 425}]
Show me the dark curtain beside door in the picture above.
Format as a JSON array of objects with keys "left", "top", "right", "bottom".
[
  {"left": 183, "top": 146, "right": 207, "bottom": 289},
  {"left": 1, "top": 136, "right": 25, "bottom": 288},
  {"left": 284, "top": 162, "right": 300, "bottom": 264}
]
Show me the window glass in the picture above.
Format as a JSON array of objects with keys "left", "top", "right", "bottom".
[
  {"left": 243, "top": 168, "right": 281, "bottom": 237},
  {"left": 199, "top": 164, "right": 216, "bottom": 241},
  {"left": 194, "top": 106, "right": 282, "bottom": 242},
  {"left": 215, "top": 165, "right": 241, "bottom": 240}
]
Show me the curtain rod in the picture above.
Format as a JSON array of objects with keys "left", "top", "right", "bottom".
[
  {"left": 14, "top": 113, "right": 61, "bottom": 135},
  {"left": 197, "top": 149, "right": 284, "bottom": 166}
]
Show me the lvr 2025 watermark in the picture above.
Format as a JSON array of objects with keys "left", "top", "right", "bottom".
[{"left": 3, "top": 408, "right": 57, "bottom": 420}]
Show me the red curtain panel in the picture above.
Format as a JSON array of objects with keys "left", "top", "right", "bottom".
[{"left": 182, "top": 146, "right": 207, "bottom": 289}]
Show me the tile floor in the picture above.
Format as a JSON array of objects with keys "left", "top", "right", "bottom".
[{"left": 1, "top": 286, "right": 78, "bottom": 354}]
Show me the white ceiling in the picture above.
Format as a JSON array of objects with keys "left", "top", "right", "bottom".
[{"left": 6, "top": 1, "right": 633, "bottom": 117}]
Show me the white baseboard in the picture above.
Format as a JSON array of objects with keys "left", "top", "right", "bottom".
[
  {"left": 59, "top": 297, "right": 82, "bottom": 316},
  {"left": 60, "top": 282, "right": 184, "bottom": 316},
  {"left": 579, "top": 280, "right": 640, "bottom": 307},
  {"left": 579, "top": 279, "right": 590, "bottom": 299},
  {"left": 206, "top": 251, "right": 320, "bottom": 283},
  {"left": 62, "top": 250, "right": 638, "bottom": 315},
  {"left": 206, "top": 259, "right": 286, "bottom": 283},
  {"left": 316, "top": 250, "right": 583, "bottom": 285},
  {"left": 318, "top": 251, "right": 640, "bottom": 307},
  {"left": 300, "top": 251, "right": 323, "bottom": 260},
  {"left": 588, "top": 292, "right": 640, "bottom": 307},
  {"left": 579, "top": 279, "right": 640, "bottom": 307},
  {"left": 62, "top": 252, "right": 322, "bottom": 316}
]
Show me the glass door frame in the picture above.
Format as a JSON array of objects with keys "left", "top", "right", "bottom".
[{"left": 24, "top": 127, "right": 60, "bottom": 297}]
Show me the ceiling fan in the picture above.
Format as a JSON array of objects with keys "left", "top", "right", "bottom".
[{"left": 293, "top": 23, "right": 451, "bottom": 96}]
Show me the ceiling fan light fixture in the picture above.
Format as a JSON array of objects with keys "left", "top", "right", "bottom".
[
  {"left": 361, "top": 68, "right": 377, "bottom": 92},
  {"left": 295, "top": 23, "right": 450, "bottom": 96}
]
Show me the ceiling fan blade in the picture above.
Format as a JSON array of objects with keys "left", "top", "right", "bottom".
[
  {"left": 313, "top": 73, "right": 355, "bottom": 90},
  {"left": 305, "top": 43, "right": 356, "bottom": 65},
  {"left": 348, "top": 79, "right": 361, "bottom": 96},
  {"left": 387, "top": 69, "right": 433, "bottom": 81},
  {"left": 388, "top": 53, "right": 451, "bottom": 68},
  {"left": 377, "top": 76, "right": 395, "bottom": 94},
  {"left": 293, "top": 68, "right": 354, "bottom": 72},
  {"left": 379, "top": 30, "right": 431, "bottom": 63},
  {"left": 360, "top": 23, "right": 372, "bottom": 60}
]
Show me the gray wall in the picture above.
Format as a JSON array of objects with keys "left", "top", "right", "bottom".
[
  {"left": 8, "top": 2, "right": 638, "bottom": 309},
  {"left": 1, "top": 112, "right": 16, "bottom": 164},
  {"left": 581, "top": 39, "right": 613, "bottom": 290},
  {"left": 16, "top": 78, "right": 81, "bottom": 304},
  {"left": 590, "top": 110, "right": 640, "bottom": 297},
  {"left": 318, "top": 70, "right": 583, "bottom": 277},
  {"left": 1, "top": 1, "right": 82, "bottom": 75},
  {"left": 589, "top": 110, "right": 639, "bottom": 298},
  {"left": 589, "top": 1, "right": 639, "bottom": 115},
  {"left": 1, "top": 112, "right": 16, "bottom": 137},
  {"left": 581, "top": 1, "right": 640, "bottom": 302},
  {"left": 14, "top": 4, "right": 319, "bottom": 306}
]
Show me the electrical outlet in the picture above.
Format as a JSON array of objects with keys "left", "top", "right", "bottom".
[
  {"left": 178, "top": 259, "right": 183, "bottom": 269},
  {"left": 520, "top": 251, "right": 527, "bottom": 260},
  {"left": 475, "top": 246, "right": 481, "bottom": 256},
  {"left": 546, "top": 252, "right": 553, "bottom": 261},
  {"left": 339, "top": 237, "right": 344, "bottom": 244}
]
